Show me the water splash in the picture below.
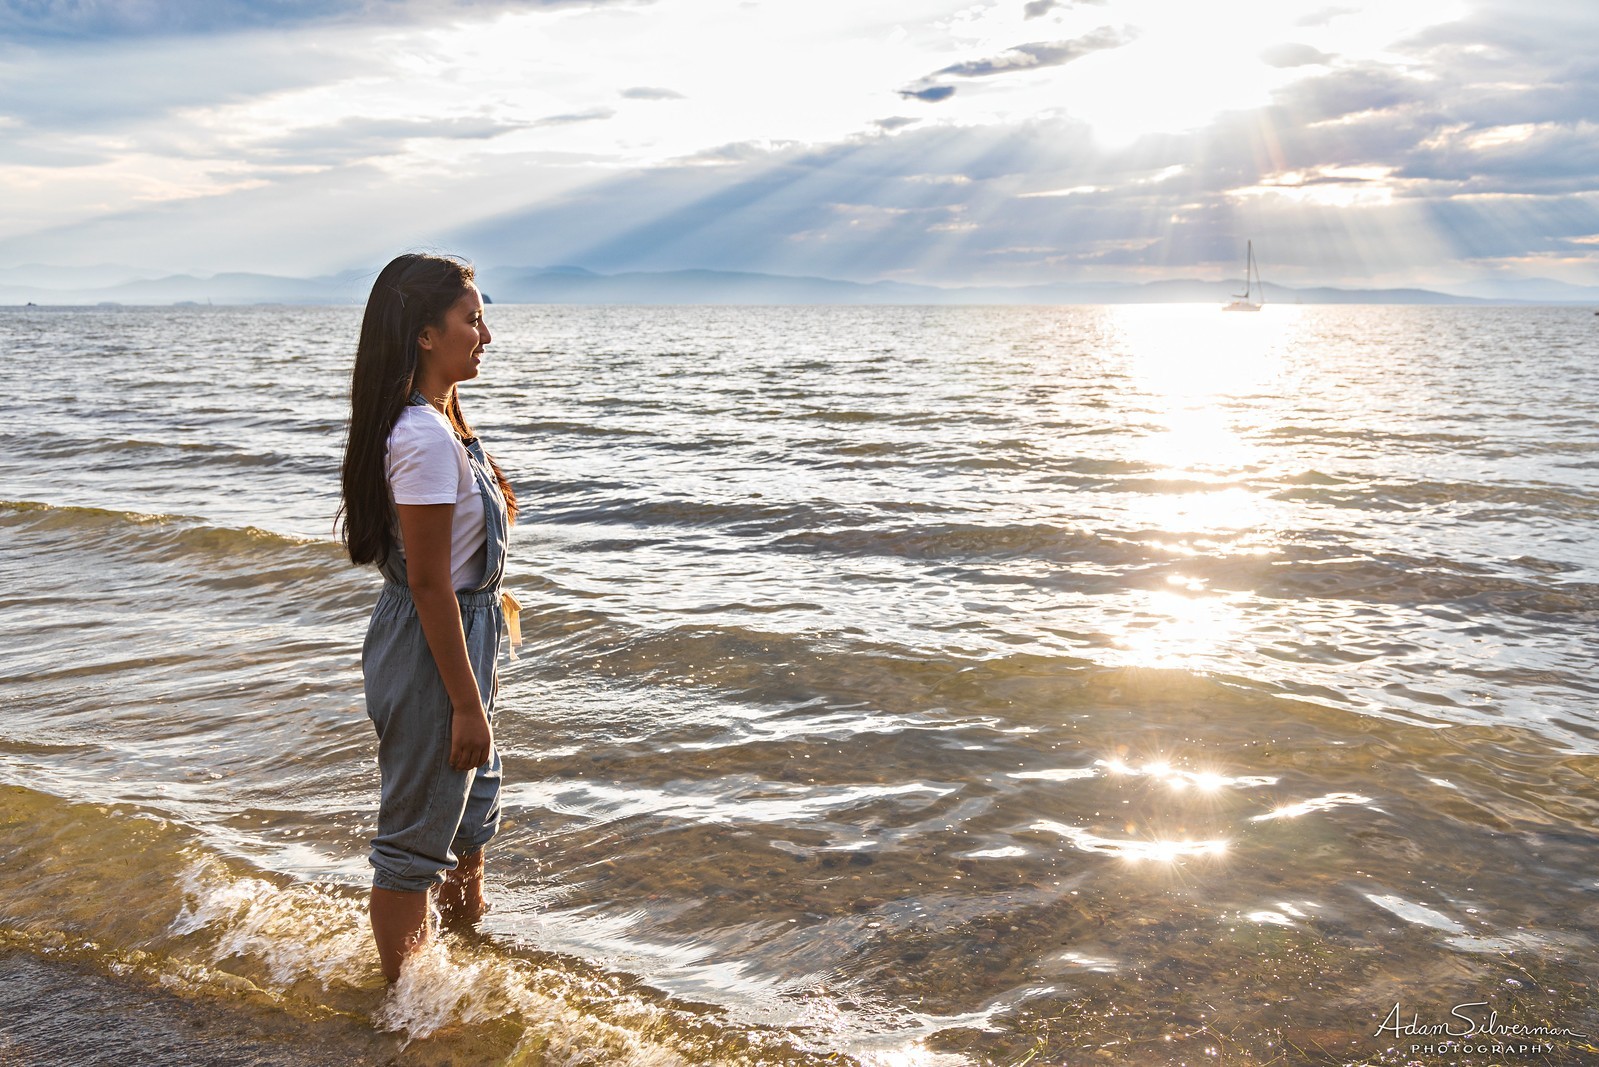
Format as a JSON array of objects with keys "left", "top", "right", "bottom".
[{"left": 170, "top": 861, "right": 371, "bottom": 989}]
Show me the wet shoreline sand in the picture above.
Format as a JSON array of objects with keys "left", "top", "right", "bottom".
[{"left": 0, "top": 950, "right": 390, "bottom": 1067}]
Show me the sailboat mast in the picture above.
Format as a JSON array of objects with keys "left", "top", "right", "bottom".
[{"left": 1223, "top": 240, "right": 1265, "bottom": 310}]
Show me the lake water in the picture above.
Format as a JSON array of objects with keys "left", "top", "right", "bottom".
[{"left": 2, "top": 303, "right": 1597, "bottom": 1066}]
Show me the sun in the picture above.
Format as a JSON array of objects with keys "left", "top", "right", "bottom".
[{"left": 1061, "top": 1, "right": 1301, "bottom": 145}]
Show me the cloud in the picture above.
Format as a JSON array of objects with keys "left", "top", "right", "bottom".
[
  {"left": 532, "top": 108, "right": 617, "bottom": 127},
  {"left": 620, "top": 86, "right": 685, "bottom": 100},
  {"left": 252, "top": 116, "right": 529, "bottom": 166},
  {"left": 1295, "top": 6, "right": 1360, "bottom": 28},
  {"left": 1424, "top": 194, "right": 1599, "bottom": 260},
  {"left": 1270, "top": 63, "right": 1420, "bottom": 124},
  {"left": 0, "top": 0, "right": 362, "bottom": 40},
  {"left": 898, "top": 26, "right": 1131, "bottom": 106},
  {"left": 1400, "top": 3, "right": 1599, "bottom": 130},
  {"left": 447, "top": 120, "right": 1166, "bottom": 280},
  {"left": 8, "top": 93, "right": 1594, "bottom": 289},
  {"left": 4, "top": 0, "right": 1597, "bottom": 290},
  {"left": 0, "top": 30, "right": 372, "bottom": 132},
  {"left": 426, "top": 81, "right": 1599, "bottom": 287},
  {"left": 1246, "top": 1, "right": 1599, "bottom": 202},
  {"left": 675, "top": 139, "right": 803, "bottom": 166},
  {"left": 932, "top": 27, "right": 1133, "bottom": 80},
  {"left": 1023, "top": 0, "right": 1104, "bottom": 17},
  {"left": 1402, "top": 122, "right": 1599, "bottom": 195},
  {"left": 0, "top": 144, "right": 612, "bottom": 274},
  {"left": 0, "top": 0, "right": 648, "bottom": 41},
  {"left": 1260, "top": 42, "right": 1334, "bottom": 68}
]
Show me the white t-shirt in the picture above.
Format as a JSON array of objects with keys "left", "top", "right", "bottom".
[{"left": 386, "top": 404, "right": 487, "bottom": 591}]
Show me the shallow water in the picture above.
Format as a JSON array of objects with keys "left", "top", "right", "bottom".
[{"left": 2, "top": 303, "right": 1598, "bottom": 1065}]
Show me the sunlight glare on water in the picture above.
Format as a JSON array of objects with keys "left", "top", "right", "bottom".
[{"left": 1114, "top": 302, "right": 1301, "bottom": 396}]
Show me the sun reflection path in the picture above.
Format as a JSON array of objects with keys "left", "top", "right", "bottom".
[
  {"left": 1031, "top": 818, "right": 1230, "bottom": 863},
  {"left": 1012, "top": 757, "right": 1278, "bottom": 792},
  {"left": 1251, "top": 792, "right": 1375, "bottom": 822},
  {"left": 1114, "top": 303, "right": 1303, "bottom": 398},
  {"left": 1106, "top": 588, "right": 1251, "bottom": 670},
  {"left": 1017, "top": 762, "right": 1390, "bottom": 877},
  {"left": 1085, "top": 305, "right": 1312, "bottom": 673},
  {"left": 1015, "top": 754, "right": 1288, "bottom": 869}
]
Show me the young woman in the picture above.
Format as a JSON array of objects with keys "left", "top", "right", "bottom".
[{"left": 339, "top": 253, "right": 517, "bottom": 981}]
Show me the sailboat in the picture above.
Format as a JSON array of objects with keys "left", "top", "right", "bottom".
[{"left": 1222, "top": 240, "right": 1264, "bottom": 312}]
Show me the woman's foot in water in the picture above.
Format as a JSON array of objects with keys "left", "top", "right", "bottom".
[{"left": 438, "top": 847, "right": 489, "bottom": 930}]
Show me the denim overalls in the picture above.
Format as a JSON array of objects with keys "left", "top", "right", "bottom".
[{"left": 362, "top": 399, "right": 509, "bottom": 894}]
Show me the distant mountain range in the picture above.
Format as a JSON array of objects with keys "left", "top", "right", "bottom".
[{"left": 4, "top": 262, "right": 1599, "bottom": 307}]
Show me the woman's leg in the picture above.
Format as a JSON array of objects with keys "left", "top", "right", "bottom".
[
  {"left": 370, "top": 887, "right": 432, "bottom": 982},
  {"left": 438, "top": 846, "right": 487, "bottom": 928},
  {"left": 442, "top": 732, "right": 501, "bottom": 930}
]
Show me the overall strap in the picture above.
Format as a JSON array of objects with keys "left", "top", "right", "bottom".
[
  {"left": 461, "top": 436, "right": 509, "bottom": 594},
  {"left": 386, "top": 392, "right": 504, "bottom": 593}
]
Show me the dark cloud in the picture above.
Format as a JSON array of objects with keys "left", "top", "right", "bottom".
[
  {"left": 1023, "top": 0, "right": 1104, "bottom": 17},
  {"left": 1397, "top": 5, "right": 1599, "bottom": 129},
  {"left": 1400, "top": 124, "right": 1599, "bottom": 194},
  {"left": 0, "top": 0, "right": 649, "bottom": 41},
  {"left": 1248, "top": 0, "right": 1599, "bottom": 203},
  {"left": 873, "top": 117, "right": 920, "bottom": 131},
  {"left": 0, "top": 30, "right": 375, "bottom": 133},
  {"left": 1270, "top": 63, "right": 1421, "bottom": 124},
  {"left": 0, "top": 0, "right": 359, "bottom": 40},
  {"left": 0, "top": 2, "right": 650, "bottom": 137},
  {"left": 898, "top": 27, "right": 1131, "bottom": 106},
  {"left": 932, "top": 27, "right": 1132, "bottom": 79},
  {"left": 1260, "top": 42, "right": 1334, "bottom": 68},
  {"left": 620, "top": 86, "right": 684, "bottom": 100}
]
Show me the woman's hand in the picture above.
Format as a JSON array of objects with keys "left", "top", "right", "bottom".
[
  {"left": 450, "top": 706, "right": 493, "bottom": 770},
  {"left": 397, "top": 500, "right": 496, "bottom": 773}
]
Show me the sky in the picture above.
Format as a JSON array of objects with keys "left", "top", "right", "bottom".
[{"left": 1, "top": 0, "right": 1597, "bottom": 290}]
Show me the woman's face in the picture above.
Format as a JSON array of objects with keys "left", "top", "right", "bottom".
[{"left": 416, "top": 284, "right": 491, "bottom": 388}]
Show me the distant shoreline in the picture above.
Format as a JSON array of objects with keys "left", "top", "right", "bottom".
[
  {"left": 3, "top": 265, "right": 1596, "bottom": 307},
  {"left": 3, "top": 295, "right": 1586, "bottom": 308}
]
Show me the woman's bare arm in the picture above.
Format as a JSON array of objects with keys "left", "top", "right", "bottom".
[{"left": 395, "top": 502, "right": 492, "bottom": 770}]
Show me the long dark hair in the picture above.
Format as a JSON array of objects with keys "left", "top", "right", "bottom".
[{"left": 339, "top": 253, "right": 518, "bottom": 566}]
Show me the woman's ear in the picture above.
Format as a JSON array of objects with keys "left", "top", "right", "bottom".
[{"left": 416, "top": 324, "right": 436, "bottom": 351}]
